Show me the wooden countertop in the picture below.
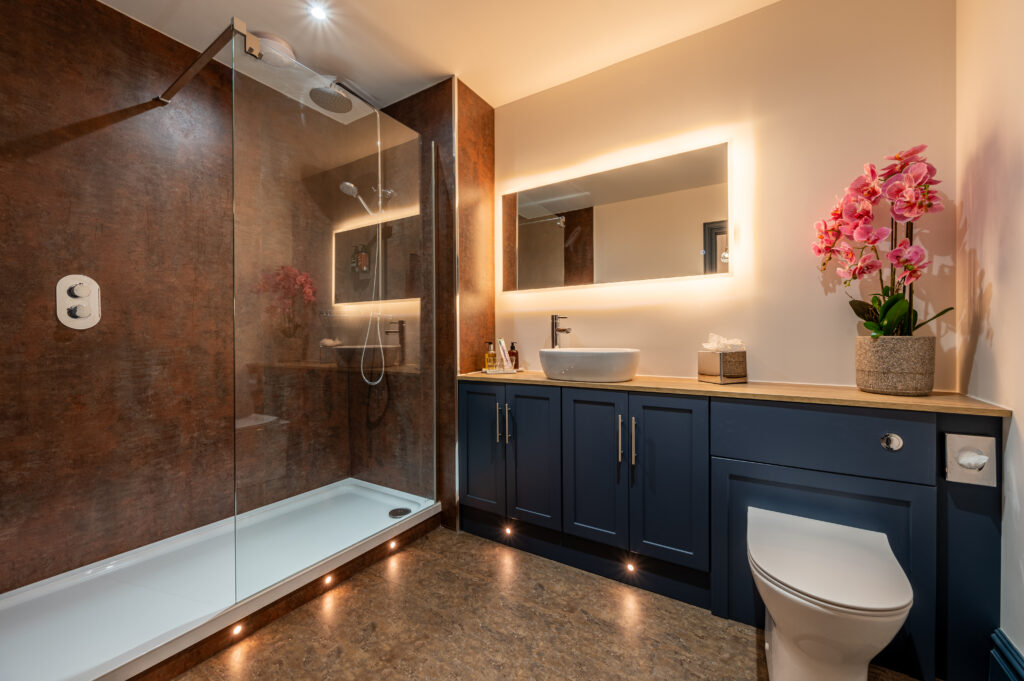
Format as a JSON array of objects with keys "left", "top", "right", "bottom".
[{"left": 458, "top": 370, "right": 1011, "bottom": 418}]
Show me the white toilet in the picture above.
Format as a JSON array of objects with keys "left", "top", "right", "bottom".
[{"left": 746, "top": 507, "right": 913, "bottom": 681}]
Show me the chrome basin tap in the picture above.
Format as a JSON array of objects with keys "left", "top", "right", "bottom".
[{"left": 551, "top": 314, "right": 572, "bottom": 348}]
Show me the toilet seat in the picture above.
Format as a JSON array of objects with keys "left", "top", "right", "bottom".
[
  {"left": 747, "top": 507, "right": 913, "bottom": 613},
  {"left": 748, "top": 553, "right": 910, "bottom": 617}
]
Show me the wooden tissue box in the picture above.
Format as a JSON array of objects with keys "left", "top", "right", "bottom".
[{"left": 698, "top": 350, "right": 747, "bottom": 384}]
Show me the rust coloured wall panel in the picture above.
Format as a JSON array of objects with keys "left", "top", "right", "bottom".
[
  {"left": 502, "top": 194, "right": 518, "bottom": 291},
  {"left": 0, "top": 0, "right": 234, "bottom": 592},
  {"left": 455, "top": 81, "right": 496, "bottom": 375}
]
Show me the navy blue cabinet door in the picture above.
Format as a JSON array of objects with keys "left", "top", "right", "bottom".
[
  {"left": 562, "top": 389, "right": 629, "bottom": 548},
  {"left": 458, "top": 382, "right": 506, "bottom": 514},
  {"left": 628, "top": 394, "right": 709, "bottom": 570},
  {"left": 506, "top": 385, "right": 562, "bottom": 531}
]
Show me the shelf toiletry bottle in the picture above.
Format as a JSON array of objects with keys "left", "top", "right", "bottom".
[
  {"left": 484, "top": 342, "right": 497, "bottom": 371},
  {"left": 509, "top": 342, "right": 519, "bottom": 370}
]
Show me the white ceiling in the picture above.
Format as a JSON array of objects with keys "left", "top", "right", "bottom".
[{"left": 100, "top": 0, "right": 779, "bottom": 108}]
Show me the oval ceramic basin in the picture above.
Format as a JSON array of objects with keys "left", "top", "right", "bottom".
[{"left": 539, "top": 348, "right": 640, "bottom": 383}]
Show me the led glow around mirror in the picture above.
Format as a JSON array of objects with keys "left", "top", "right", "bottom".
[{"left": 503, "top": 143, "right": 728, "bottom": 291}]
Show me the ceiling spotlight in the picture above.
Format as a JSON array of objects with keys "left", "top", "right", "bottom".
[{"left": 309, "top": 5, "right": 327, "bottom": 20}]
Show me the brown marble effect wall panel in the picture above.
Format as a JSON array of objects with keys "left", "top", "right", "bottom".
[
  {"left": 502, "top": 194, "right": 518, "bottom": 291},
  {"left": 0, "top": 0, "right": 234, "bottom": 591},
  {"left": 561, "top": 207, "right": 594, "bottom": 286},
  {"left": 384, "top": 79, "right": 458, "bottom": 528},
  {"left": 456, "top": 81, "right": 496, "bottom": 375}
]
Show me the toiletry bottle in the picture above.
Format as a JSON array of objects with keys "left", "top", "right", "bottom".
[
  {"left": 484, "top": 342, "right": 497, "bottom": 371},
  {"left": 509, "top": 342, "right": 519, "bottom": 370}
]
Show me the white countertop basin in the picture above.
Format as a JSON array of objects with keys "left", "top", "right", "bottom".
[{"left": 539, "top": 348, "right": 640, "bottom": 383}]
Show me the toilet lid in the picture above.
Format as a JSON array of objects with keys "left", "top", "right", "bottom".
[{"left": 746, "top": 507, "right": 913, "bottom": 612}]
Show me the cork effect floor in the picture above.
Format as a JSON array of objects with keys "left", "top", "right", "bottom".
[{"left": 176, "top": 528, "right": 919, "bottom": 681}]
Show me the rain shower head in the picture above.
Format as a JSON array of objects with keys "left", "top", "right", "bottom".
[{"left": 310, "top": 81, "right": 353, "bottom": 114}]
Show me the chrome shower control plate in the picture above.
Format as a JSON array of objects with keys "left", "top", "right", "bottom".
[{"left": 56, "top": 274, "right": 101, "bottom": 330}]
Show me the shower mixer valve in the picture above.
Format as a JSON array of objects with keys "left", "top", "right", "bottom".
[{"left": 56, "top": 274, "right": 101, "bottom": 330}]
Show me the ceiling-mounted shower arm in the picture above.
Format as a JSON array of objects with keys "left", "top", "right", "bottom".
[{"left": 155, "top": 17, "right": 261, "bottom": 105}]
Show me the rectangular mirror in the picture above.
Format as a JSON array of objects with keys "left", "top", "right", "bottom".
[{"left": 502, "top": 143, "right": 728, "bottom": 291}]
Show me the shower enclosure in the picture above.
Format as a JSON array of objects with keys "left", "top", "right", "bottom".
[{"left": 0, "top": 19, "right": 436, "bottom": 681}]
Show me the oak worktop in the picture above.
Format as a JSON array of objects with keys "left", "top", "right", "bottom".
[{"left": 458, "top": 370, "right": 1010, "bottom": 418}]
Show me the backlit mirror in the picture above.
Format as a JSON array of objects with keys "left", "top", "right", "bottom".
[{"left": 502, "top": 143, "right": 728, "bottom": 290}]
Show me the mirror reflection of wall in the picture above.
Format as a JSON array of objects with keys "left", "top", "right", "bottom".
[{"left": 504, "top": 142, "right": 728, "bottom": 291}]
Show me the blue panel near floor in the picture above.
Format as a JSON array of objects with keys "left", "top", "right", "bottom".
[
  {"left": 990, "top": 630, "right": 1024, "bottom": 681},
  {"left": 460, "top": 505, "right": 711, "bottom": 609},
  {"left": 710, "top": 457, "right": 936, "bottom": 681}
]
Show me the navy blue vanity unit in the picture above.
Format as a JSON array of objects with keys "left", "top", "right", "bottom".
[{"left": 457, "top": 372, "right": 1011, "bottom": 681}]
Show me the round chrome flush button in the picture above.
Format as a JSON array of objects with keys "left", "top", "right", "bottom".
[{"left": 880, "top": 433, "right": 904, "bottom": 452}]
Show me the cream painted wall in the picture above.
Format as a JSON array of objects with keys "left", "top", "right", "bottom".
[
  {"left": 594, "top": 183, "right": 727, "bottom": 282},
  {"left": 493, "top": 0, "right": 956, "bottom": 386},
  {"left": 956, "top": 0, "right": 1024, "bottom": 650}
]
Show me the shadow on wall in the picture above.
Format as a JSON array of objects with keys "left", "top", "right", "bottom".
[
  {"left": 956, "top": 132, "right": 1017, "bottom": 390},
  {"left": 0, "top": 101, "right": 163, "bottom": 161}
]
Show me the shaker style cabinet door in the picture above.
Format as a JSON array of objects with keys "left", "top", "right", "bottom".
[
  {"left": 628, "top": 394, "right": 710, "bottom": 570},
  {"left": 458, "top": 382, "right": 506, "bottom": 514},
  {"left": 562, "top": 388, "right": 630, "bottom": 548},
  {"left": 505, "top": 385, "right": 562, "bottom": 531}
]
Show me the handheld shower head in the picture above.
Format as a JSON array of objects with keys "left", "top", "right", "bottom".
[{"left": 339, "top": 181, "right": 374, "bottom": 215}]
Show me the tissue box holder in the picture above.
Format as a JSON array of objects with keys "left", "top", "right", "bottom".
[{"left": 698, "top": 350, "right": 747, "bottom": 384}]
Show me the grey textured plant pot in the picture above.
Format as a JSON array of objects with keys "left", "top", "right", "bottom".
[{"left": 855, "top": 336, "right": 936, "bottom": 396}]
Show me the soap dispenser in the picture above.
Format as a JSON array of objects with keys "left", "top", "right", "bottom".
[
  {"left": 484, "top": 342, "right": 497, "bottom": 371},
  {"left": 509, "top": 342, "right": 519, "bottom": 370}
]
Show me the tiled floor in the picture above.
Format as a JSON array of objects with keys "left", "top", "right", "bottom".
[{"left": 177, "top": 528, "right": 918, "bottom": 681}]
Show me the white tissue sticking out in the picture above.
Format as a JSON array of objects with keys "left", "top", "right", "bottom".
[
  {"left": 702, "top": 333, "right": 745, "bottom": 352},
  {"left": 956, "top": 449, "right": 989, "bottom": 470},
  {"left": 320, "top": 338, "right": 342, "bottom": 347}
]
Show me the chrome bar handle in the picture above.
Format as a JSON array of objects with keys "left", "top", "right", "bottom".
[
  {"left": 630, "top": 416, "right": 637, "bottom": 468},
  {"left": 505, "top": 404, "right": 511, "bottom": 444},
  {"left": 495, "top": 402, "right": 500, "bottom": 443},
  {"left": 617, "top": 415, "right": 623, "bottom": 463}
]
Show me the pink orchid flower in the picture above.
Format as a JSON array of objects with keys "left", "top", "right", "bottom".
[
  {"left": 887, "top": 239, "right": 932, "bottom": 285},
  {"left": 852, "top": 222, "right": 891, "bottom": 245},
  {"left": 847, "top": 164, "right": 882, "bottom": 203},
  {"left": 836, "top": 253, "right": 882, "bottom": 281},
  {"left": 880, "top": 144, "right": 928, "bottom": 179}
]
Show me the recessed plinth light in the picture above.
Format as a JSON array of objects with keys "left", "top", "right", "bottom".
[
  {"left": 232, "top": 624, "right": 243, "bottom": 635},
  {"left": 626, "top": 563, "right": 635, "bottom": 572},
  {"left": 504, "top": 526, "right": 512, "bottom": 535},
  {"left": 324, "top": 575, "right": 333, "bottom": 585},
  {"left": 389, "top": 540, "right": 397, "bottom": 549},
  {"left": 310, "top": 5, "right": 327, "bottom": 20}
]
